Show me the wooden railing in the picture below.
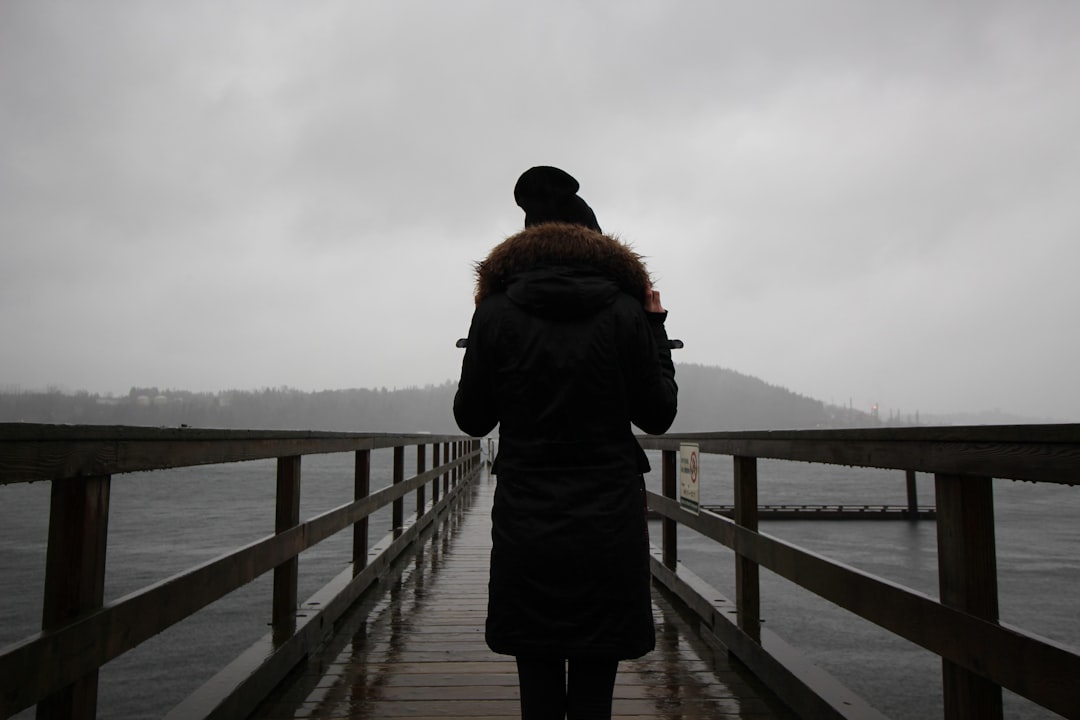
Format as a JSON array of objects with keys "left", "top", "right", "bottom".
[
  {"left": 640, "top": 425, "right": 1080, "bottom": 720},
  {"left": 0, "top": 424, "right": 482, "bottom": 720}
]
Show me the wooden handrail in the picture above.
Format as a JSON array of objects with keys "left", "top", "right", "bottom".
[
  {"left": 0, "top": 425, "right": 482, "bottom": 720},
  {"left": 0, "top": 424, "right": 471, "bottom": 485},
  {"left": 642, "top": 425, "right": 1080, "bottom": 485},
  {"left": 641, "top": 424, "right": 1080, "bottom": 720}
]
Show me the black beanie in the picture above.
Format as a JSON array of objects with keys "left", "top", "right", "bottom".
[{"left": 513, "top": 166, "right": 601, "bottom": 233}]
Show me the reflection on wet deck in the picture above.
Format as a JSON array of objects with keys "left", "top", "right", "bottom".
[{"left": 249, "top": 477, "right": 791, "bottom": 720}]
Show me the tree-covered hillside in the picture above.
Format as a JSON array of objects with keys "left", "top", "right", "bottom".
[{"left": 668, "top": 363, "right": 879, "bottom": 430}]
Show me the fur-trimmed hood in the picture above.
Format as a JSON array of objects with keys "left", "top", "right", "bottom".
[{"left": 474, "top": 222, "right": 651, "bottom": 304}]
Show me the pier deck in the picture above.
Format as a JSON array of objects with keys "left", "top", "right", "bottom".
[{"left": 248, "top": 476, "right": 789, "bottom": 720}]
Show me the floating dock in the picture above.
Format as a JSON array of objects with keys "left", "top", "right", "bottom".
[{"left": 703, "top": 504, "right": 937, "bottom": 520}]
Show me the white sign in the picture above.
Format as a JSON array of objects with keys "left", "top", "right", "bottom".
[{"left": 679, "top": 443, "right": 700, "bottom": 514}]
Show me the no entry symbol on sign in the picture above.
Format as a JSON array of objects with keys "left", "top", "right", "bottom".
[{"left": 679, "top": 443, "right": 700, "bottom": 514}]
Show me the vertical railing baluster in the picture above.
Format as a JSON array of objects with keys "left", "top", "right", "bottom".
[
  {"left": 661, "top": 449, "right": 677, "bottom": 570},
  {"left": 416, "top": 444, "right": 427, "bottom": 519},
  {"left": 906, "top": 470, "right": 919, "bottom": 519},
  {"left": 273, "top": 456, "right": 301, "bottom": 637},
  {"left": 734, "top": 455, "right": 760, "bottom": 643},
  {"left": 392, "top": 446, "right": 405, "bottom": 536},
  {"left": 37, "top": 474, "right": 111, "bottom": 720},
  {"left": 432, "top": 443, "right": 442, "bottom": 505},
  {"left": 443, "top": 441, "right": 450, "bottom": 495},
  {"left": 353, "top": 449, "right": 371, "bottom": 574},
  {"left": 452, "top": 442, "right": 459, "bottom": 488},
  {"left": 935, "top": 473, "right": 1002, "bottom": 720}
]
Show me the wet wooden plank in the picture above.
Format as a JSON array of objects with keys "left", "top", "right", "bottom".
[{"left": 248, "top": 477, "right": 790, "bottom": 720}]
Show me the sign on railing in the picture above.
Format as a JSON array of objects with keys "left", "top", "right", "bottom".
[{"left": 679, "top": 442, "right": 700, "bottom": 514}]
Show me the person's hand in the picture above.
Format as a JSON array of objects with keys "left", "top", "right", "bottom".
[{"left": 644, "top": 284, "right": 666, "bottom": 314}]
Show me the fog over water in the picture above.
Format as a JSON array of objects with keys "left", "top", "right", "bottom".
[{"left": 3, "top": 3, "right": 1080, "bottom": 421}]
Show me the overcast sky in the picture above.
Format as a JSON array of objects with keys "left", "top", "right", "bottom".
[{"left": 2, "top": 2, "right": 1078, "bottom": 421}]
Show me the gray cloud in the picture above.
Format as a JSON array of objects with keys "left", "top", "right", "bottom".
[{"left": 3, "top": 1, "right": 1079, "bottom": 420}]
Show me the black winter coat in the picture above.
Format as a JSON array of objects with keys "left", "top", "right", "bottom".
[{"left": 454, "top": 222, "right": 678, "bottom": 660}]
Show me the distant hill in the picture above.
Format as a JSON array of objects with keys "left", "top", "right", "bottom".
[
  {"left": 668, "top": 363, "right": 868, "bottom": 431},
  {"left": 0, "top": 363, "right": 880, "bottom": 432}
]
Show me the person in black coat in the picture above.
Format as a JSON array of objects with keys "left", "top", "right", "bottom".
[{"left": 454, "top": 166, "right": 678, "bottom": 720}]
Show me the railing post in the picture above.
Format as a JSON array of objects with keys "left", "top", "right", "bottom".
[
  {"left": 935, "top": 473, "right": 1003, "bottom": 720},
  {"left": 452, "top": 442, "right": 459, "bottom": 487},
  {"left": 661, "top": 449, "right": 677, "bottom": 570},
  {"left": 442, "top": 442, "right": 450, "bottom": 495},
  {"left": 393, "top": 446, "right": 405, "bottom": 535},
  {"left": 353, "top": 449, "right": 371, "bottom": 573},
  {"left": 906, "top": 470, "right": 919, "bottom": 518},
  {"left": 273, "top": 456, "right": 301, "bottom": 636},
  {"left": 734, "top": 456, "right": 761, "bottom": 643},
  {"left": 416, "top": 444, "right": 427, "bottom": 518},
  {"left": 432, "top": 443, "right": 442, "bottom": 504},
  {"left": 37, "top": 474, "right": 111, "bottom": 720}
]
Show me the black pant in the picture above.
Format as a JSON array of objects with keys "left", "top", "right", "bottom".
[{"left": 515, "top": 656, "right": 619, "bottom": 720}]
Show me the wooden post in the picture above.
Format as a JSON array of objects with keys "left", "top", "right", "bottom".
[
  {"left": 442, "top": 442, "right": 449, "bottom": 495},
  {"left": 432, "top": 443, "right": 441, "bottom": 504},
  {"left": 393, "top": 446, "right": 405, "bottom": 535},
  {"left": 452, "top": 442, "right": 459, "bottom": 487},
  {"left": 273, "top": 456, "right": 301, "bottom": 635},
  {"left": 906, "top": 470, "right": 919, "bottom": 518},
  {"left": 662, "top": 449, "right": 677, "bottom": 570},
  {"left": 416, "top": 444, "right": 427, "bottom": 519},
  {"left": 37, "top": 475, "right": 111, "bottom": 720},
  {"left": 935, "top": 473, "right": 1002, "bottom": 720},
  {"left": 734, "top": 456, "right": 761, "bottom": 643},
  {"left": 353, "top": 449, "right": 371, "bottom": 574}
]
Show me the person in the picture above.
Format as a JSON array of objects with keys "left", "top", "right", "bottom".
[{"left": 453, "top": 166, "right": 679, "bottom": 720}]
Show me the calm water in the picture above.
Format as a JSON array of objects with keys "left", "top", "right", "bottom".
[{"left": 1, "top": 449, "right": 1077, "bottom": 719}]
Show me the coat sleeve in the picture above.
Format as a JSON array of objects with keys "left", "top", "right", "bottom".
[
  {"left": 453, "top": 304, "right": 499, "bottom": 437},
  {"left": 629, "top": 309, "right": 678, "bottom": 435}
]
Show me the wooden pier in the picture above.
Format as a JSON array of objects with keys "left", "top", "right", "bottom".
[
  {"left": 2, "top": 423, "right": 1079, "bottom": 720},
  {"left": 247, "top": 476, "right": 790, "bottom": 719}
]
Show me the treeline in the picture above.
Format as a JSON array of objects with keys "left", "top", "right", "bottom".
[
  {"left": 0, "top": 383, "right": 460, "bottom": 433},
  {"left": 0, "top": 364, "right": 882, "bottom": 432}
]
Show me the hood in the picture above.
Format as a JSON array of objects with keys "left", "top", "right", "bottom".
[
  {"left": 473, "top": 222, "right": 651, "bottom": 305},
  {"left": 504, "top": 266, "right": 621, "bottom": 319}
]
